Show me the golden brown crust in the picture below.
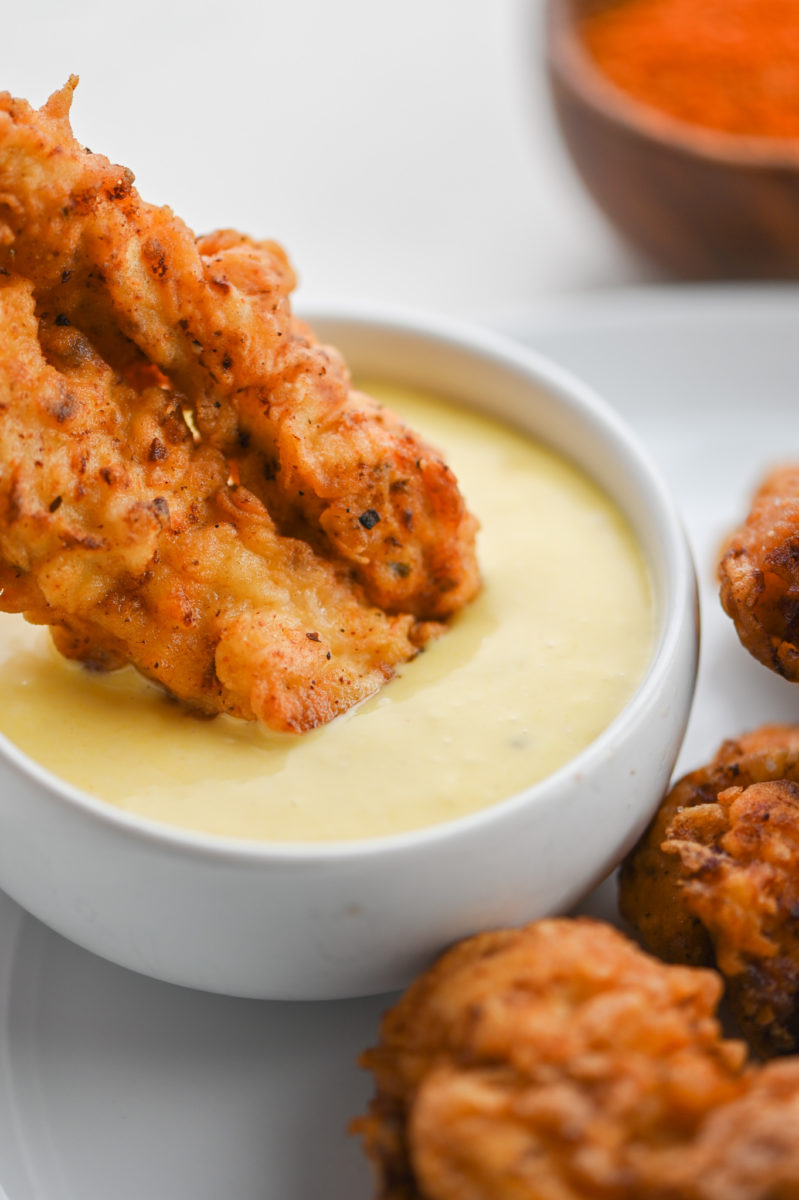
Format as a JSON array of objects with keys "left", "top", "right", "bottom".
[
  {"left": 0, "top": 80, "right": 480, "bottom": 729},
  {"left": 664, "top": 780, "right": 799, "bottom": 1059},
  {"left": 719, "top": 466, "right": 799, "bottom": 679},
  {"left": 620, "top": 726, "right": 799, "bottom": 1057},
  {"left": 0, "top": 278, "right": 421, "bottom": 731},
  {"left": 0, "top": 80, "right": 480, "bottom": 621},
  {"left": 356, "top": 917, "right": 799, "bottom": 1200}
]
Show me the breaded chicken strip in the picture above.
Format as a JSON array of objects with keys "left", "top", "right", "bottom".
[
  {"left": 719, "top": 466, "right": 799, "bottom": 679},
  {"left": 0, "top": 277, "right": 422, "bottom": 731},
  {"left": 356, "top": 918, "right": 799, "bottom": 1200},
  {"left": 620, "top": 726, "right": 799, "bottom": 1057},
  {"left": 0, "top": 79, "right": 479, "bottom": 619}
]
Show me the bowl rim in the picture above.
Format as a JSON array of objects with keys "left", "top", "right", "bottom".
[
  {"left": 547, "top": 0, "right": 799, "bottom": 169},
  {"left": 0, "top": 300, "right": 697, "bottom": 865}
]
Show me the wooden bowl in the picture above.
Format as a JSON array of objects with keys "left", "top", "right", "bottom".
[{"left": 547, "top": 0, "right": 799, "bottom": 278}]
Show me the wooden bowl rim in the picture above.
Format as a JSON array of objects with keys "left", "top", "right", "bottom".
[{"left": 547, "top": 0, "right": 799, "bottom": 170}]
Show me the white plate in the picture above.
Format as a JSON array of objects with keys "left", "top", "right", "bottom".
[{"left": 3, "top": 285, "right": 799, "bottom": 1199}]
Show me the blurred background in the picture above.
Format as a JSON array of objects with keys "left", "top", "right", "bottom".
[{"left": 3, "top": 0, "right": 656, "bottom": 317}]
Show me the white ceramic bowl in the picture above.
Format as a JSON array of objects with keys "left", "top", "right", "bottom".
[{"left": 0, "top": 304, "right": 698, "bottom": 1000}]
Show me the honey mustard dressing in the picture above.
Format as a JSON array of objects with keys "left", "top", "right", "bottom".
[{"left": 0, "top": 383, "right": 653, "bottom": 842}]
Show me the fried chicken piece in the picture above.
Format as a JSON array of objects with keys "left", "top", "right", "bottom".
[
  {"left": 664, "top": 781, "right": 799, "bottom": 1059},
  {"left": 620, "top": 726, "right": 799, "bottom": 1057},
  {"left": 356, "top": 917, "right": 799, "bottom": 1200},
  {"left": 0, "top": 276, "right": 423, "bottom": 731},
  {"left": 0, "top": 79, "right": 479, "bottom": 619},
  {"left": 719, "top": 466, "right": 799, "bottom": 679},
  {"left": 0, "top": 79, "right": 480, "bottom": 728},
  {"left": 671, "top": 1059, "right": 799, "bottom": 1197}
]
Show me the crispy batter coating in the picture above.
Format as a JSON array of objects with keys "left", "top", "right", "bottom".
[
  {"left": 355, "top": 918, "right": 799, "bottom": 1200},
  {"left": 719, "top": 466, "right": 799, "bottom": 679},
  {"left": 0, "top": 277, "right": 425, "bottom": 731},
  {"left": 0, "top": 80, "right": 480, "bottom": 729},
  {"left": 0, "top": 78, "right": 479, "bottom": 620},
  {"left": 620, "top": 726, "right": 799, "bottom": 1057}
]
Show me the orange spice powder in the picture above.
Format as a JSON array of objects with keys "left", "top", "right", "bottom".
[{"left": 581, "top": 0, "right": 799, "bottom": 139}]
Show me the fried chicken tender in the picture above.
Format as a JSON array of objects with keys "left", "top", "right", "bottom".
[
  {"left": 356, "top": 918, "right": 799, "bottom": 1200},
  {"left": 719, "top": 466, "right": 799, "bottom": 679},
  {"left": 0, "top": 80, "right": 480, "bottom": 729},
  {"left": 620, "top": 726, "right": 799, "bottom": 1057},
  {"left": 0, "top": 276, "right": 425, "bottom": 731},
  {"left": 0, "top": 78, "right": 479, "bottom": 619}
]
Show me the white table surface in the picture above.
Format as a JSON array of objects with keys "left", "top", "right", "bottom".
[{"left": 3, "top": 0, "right": 656, "bottom": 314}]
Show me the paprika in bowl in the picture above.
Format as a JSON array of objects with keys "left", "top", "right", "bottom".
[{"left": 547, "top": 0, "right": 799, "bottom": 277}]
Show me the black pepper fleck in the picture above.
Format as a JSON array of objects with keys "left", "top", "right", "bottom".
[{"left": 359, "top": 509, "right": 381, "bottom": 530}]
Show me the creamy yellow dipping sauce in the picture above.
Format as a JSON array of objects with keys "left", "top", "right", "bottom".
[{"left": 0, "top": 382, "right": 653, "bottom": 842}]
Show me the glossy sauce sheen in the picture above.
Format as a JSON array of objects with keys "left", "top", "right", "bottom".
[{"left": 0, "top": 382, "right": 653, "bottom": 842}]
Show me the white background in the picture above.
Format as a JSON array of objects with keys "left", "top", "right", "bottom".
[{"left": 3, "top": 0, "right": 655, "bottom": 315}]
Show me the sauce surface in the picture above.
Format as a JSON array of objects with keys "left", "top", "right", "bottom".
[{"left": 0, "top": 383, "right": 653, "bottom": 842}]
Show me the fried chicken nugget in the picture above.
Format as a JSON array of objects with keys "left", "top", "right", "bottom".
[
  {"left": 620, "top": 726, "right": 799, "bottom": 1057},
  {"left": 356, "top": 917, "right": 799, "bottom": 1200},
  {"left": 0, "top": 79, "right": 479, "bottom": 620},
  {"left": 0, "top": 276, "right": 423, "bottom": 731},
  {"left": 719, "top": 466, "right": 799, "bottom": 679}
]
